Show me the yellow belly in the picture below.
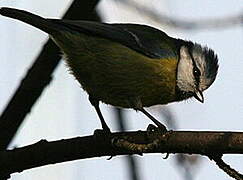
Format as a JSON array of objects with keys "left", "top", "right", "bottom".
[{"left": 53, "top": 32, "right": 178, "bottom": 108}]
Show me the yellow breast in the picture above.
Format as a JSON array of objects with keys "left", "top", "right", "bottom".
[{"left": 53, "top": 32, "right": 178, "bottom": 108}]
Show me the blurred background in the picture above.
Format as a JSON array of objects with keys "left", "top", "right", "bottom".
[{"left": 0, "top": 0, "right": 243, "bottom": 180}]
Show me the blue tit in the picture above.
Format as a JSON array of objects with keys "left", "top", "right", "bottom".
[{"left": 0, "top": 7, "right": 219, "bottom": 132}]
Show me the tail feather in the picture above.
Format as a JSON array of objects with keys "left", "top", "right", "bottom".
[{"left": 0, "top": 7, "right": 60, "bottom": 34}]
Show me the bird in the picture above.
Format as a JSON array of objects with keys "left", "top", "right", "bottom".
[{"left": 0, "top": 7, "right": 218, "bottom": 132}]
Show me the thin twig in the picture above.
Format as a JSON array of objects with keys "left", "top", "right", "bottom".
[
  {"left": 209, "top": 155, "right": 243, "bottom": 180},
  {"left": 114, "top": 0, "right": 243, "bottom": 30}
]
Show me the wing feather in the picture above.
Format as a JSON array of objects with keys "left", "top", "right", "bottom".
[{"left": 50, "top": 19, "right": 178, "bottom": 59}]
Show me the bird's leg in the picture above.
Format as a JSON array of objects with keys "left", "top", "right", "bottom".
[
  {"left": 89, "top": 96, "right": 111, "bottom": 133},
  {"left": 139, "top": 108, "right": 167, "bottom": 132}
]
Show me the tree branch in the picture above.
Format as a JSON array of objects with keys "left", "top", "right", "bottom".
[
  {"left": 1, "top": 130, "right": 243, "bottom": 179},
  {"left": 209, "top": 154, "right": 243, "bottom": 180},
  {"left": 115, "top": 0, "right": 243, "bottom": 30}
]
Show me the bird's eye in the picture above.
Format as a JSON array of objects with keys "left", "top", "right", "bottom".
[{"left": 193, "top": 68, "right": 201, "bottom": 78}]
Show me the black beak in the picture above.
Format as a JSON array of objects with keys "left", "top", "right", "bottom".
[{"left": 194, "top": 90, "right": 204, "bottom": 103}]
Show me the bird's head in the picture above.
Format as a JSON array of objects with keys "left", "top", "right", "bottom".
[{"left": 176, "top": 42, "right": 219, "bottom": 103}]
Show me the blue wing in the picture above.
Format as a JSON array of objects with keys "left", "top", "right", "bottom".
[{"left": 50, "top": 20, "right": 179, "bottom": 59}]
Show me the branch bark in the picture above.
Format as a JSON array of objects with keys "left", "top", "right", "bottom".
[{"left": 1, "top": 130, "right": 243, "bottom": 179}]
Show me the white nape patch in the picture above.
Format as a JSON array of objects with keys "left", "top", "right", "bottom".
[
  {"left": 192, "top": 45, "right": 209, "bottom": 91},
  {"left": 177, "top": 46, "right": 196, "bottom": 92}
]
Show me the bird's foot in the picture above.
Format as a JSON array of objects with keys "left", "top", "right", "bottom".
[
  {"left": 147, "top": 124, "right": 167, "bottom": 133},
  {"left": 111, "top": 137, "right": 143, "bottom": 155},
  {"left": 138, "top": 107, "right": 167, "bottom": 132},
  {"left": 93, "top": 122, "right": 111, "bottom": 135},
  {"left": 93, "top": 127, "right": 111, "bottom": 141},
  {"left": 146, "top": 124, "right": 172, "bottom": 159}
]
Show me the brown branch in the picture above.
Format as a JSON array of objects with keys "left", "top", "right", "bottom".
[
  {"left": 1, "top": 130, "right": 243, "bottom": 179},
  {"left": 209, "top": 154, "right": 243, "bottom": 180}
]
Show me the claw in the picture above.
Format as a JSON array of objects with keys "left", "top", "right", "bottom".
[
  {"left": 93, "top": 129, "right": 111, "bottom": 142},
  {"left": 147, "top": 124, "right": 159, "bottom": 132},
  {"left": 163, "top": 153, "right": 170, "bottom": 159},
  {"left": 107, "top": 156, "right": 113, "bottom": 160}
]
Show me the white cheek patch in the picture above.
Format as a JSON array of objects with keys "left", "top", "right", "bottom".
[{"left": 177, "top": 46, "right": 196, "bottom": 92}]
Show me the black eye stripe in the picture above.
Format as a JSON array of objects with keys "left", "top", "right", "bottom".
[
  {"left": 193, "top": 67, "right": 201, "bottom": 86},
  {"left": 193, "top": 67, "right": 201, "bottom": 77},
  {"left": 188, "top": 48, "right": 201, "bottom": 86}
]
